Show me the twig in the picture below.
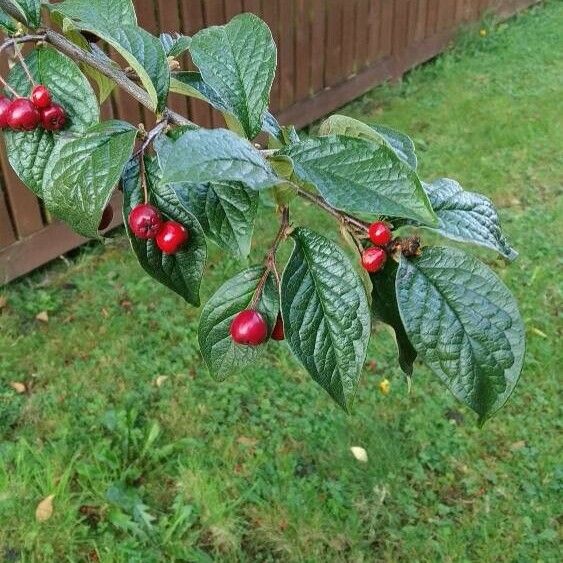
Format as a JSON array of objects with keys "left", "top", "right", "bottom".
[
  {"left": 292, "top": 184, "right": 369, "bottom": 234},
  {"left": 0, "top": 0, "right": 194, "bottom": 126},
  {"left": 133, "top": 118, "right": 169, "bottom": 158},
  {"left": 250, "top": 206, "right": 290, "bottom": 309},
  {"left": 0, "top": 34, "right": 45, "bottom": 97},
  {"left": 138, "top": 153, "right": 149, "bottom": 203},
  {"left": 13, "top": 45, "right": 36, "bottom": 86}
]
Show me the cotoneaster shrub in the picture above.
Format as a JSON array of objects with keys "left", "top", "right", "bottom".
[{"left": 0, "top": 0, "right": 525, "bottom": 423}]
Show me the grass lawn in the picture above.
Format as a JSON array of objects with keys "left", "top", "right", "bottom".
[{"left": 1, "top": 2, "right": 562, "bottom": 561}]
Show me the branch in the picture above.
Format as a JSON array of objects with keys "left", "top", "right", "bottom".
[
  {"left": 0, "top": 0, "right": 192, "bottom": 126},
  {"left": 0, "top": 0, "right": 372, "bottom": 238},
  {"left": 250, "top": 206, "right": 290, "bottom": 307},
  {"left": 293, "top": 185, "right": 369, "bottom": 234}
]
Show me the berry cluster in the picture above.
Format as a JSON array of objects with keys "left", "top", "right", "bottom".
[
  {"left": 229, "top": 222, "right": 394, "bottom": 348},
  {"left": 231, "top": 311, "right": 284, "bottom": 346},
  {"left": 0, "top": 86, "right": 66, "bottom": 132},
  {"left": 128, "top": 203, "right": 189, "bottom": 255},
  {"left": 361, "top": 221, "right": 393, "bottom": 273}
]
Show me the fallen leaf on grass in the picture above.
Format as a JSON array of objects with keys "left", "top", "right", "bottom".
[
  {"left": 9, "top": 382, "right": 27, "bottom": 394},
  {"left": 350, "top": 447, "right": 368, "bottom": 463},
  {"left": 35, "top": 495, "right": 55, "bottom": 522},
  {"left": 155, "top": 376, "right": 169, "bottom": 387},
  {"left": 35, "top": 311, "right": 49, "bottom": 323},
  {"left": 378, "top": 379, "right": 391, "bottom": 395},
  {"left": 0, "top": 296, "right": 7, "bottom": 309}
]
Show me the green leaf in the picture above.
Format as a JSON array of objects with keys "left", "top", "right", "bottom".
[
  {"left": 198, "top": 266, "right": 279, "bottom": 380},
  {"left": 102, "top": 26, "right": 170, "bottom": 112},
  {"left": 172, "top": 182, "right": 258, "bottom": 258},
  {"left": 121, "top": 158, "right": 207, "bottom": 307},
  {"left": 159, "top": 128, "right": 280, "bottom": 190},
  {"left": 0, "top": 8, "right": 18, "bottom": 33},
  {"left": 170, "top": 71, "right": 228, "bottom": 112},
  {"left": 371, "top": 124, "right": 418, "bottom": 171},
  {"left": 171, "top": 72, "right": 283, "bottom": 140},
  {"left": 42, "top": 121, "right": 136, "bottom": 237},
  {"left": 189, "top": 13, "right": 277, "bottom": 138},
  {"left": 159, "top": 33, "right": 191, "bottom": 58},
  {"left": 49, "top": 2, "right": 169, "bottom": 111},
  {"left": 396, "top": 247, "right": 525, "bottom": 421},
  {"left": 12, "top": 0, "right": 41, "bottom": 27},
  {"left": 281, "top": 228, "right": 371, "bottom": 411},
  {"left": 81, "top": 44, "right": 117, "bottom": 103},
  {"left": 319, "top": 115, "right": 417, "bottom": 169},
  {"left": 370, "top": 261, "right": 417, "bottom": 375},
  {"left": 281, "top": 136, "right": 436, "bottom": 224},
  {"left": 420, "top": 178, "right": 518, "bottom": 261},
  {"left": 49, "top": 0, "right": 137, "bottom": 29},
  {"left": 4, "top": 46, "right": 99, "bottom": 195}
]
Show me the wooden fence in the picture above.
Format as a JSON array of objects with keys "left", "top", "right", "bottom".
[{"left": 0, "top": 0, "right": 538, "bottom": 283}]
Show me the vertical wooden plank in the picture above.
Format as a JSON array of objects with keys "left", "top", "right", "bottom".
[
  {"left": 309, "top": 0, "right": 326, "bottom": 96},
  {"left": 0, "top": 192, "right": 16, "bottom": 247},
  {"left": 379, "top": 0, "right": 394, "bottom": 57},
  {"left": 324, "top": 0, "right": 343, "bottom": 87},
  {"left": 406, "top": 0, "right": 418, "bottom": 46},
  {"left": 426, "top": 0, "right": 440, "bottom": 37},
  {"left": 341, "top": 0, "right": 356, "bottom": 78},
  {"left": 437, "top": 0, "right": 455, "bottom": 31},
  {"left": 414, "top": 0, "right": 428, "bottom": 41},
  {"left": 179, "top": 0, "right": 213, "bottom": 128},
  {"left": 224, "top": 0, "right": 243, "bottom": 20},
  {"left": 455, "top": 0, "right": 465, "bottom": 23},
  {"left": 156, "top": 0, "right": 190, "bottom": 118},
  {"left": 135, "top": 0, "right": 159, "bottom": 127},
  {"left": 261, "top": 0, "right": 281, "bottom": 111},
  {"left": 278, "top": 0, "right": 295, "bottom": 110},
  {"left": 294, "top": 0, "right": 312, "bottom": 101},
  {"left": 392, "top": 0, "right": 409, "bottom": 56},
  {"left": 354, "top": 0, "right": 370, "bottom": 71},
  {"left": 366, "top": 0, "right": 382, "bottom": 64},
  {"left": 242, "top": 0, "right": 261, "bottom": 14}
]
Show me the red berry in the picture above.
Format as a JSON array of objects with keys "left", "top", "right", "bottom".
[
  {"left": 40, "top": 103, "right": 66, "bottom": 131},
  {"left": 271, "top": 314, "right": 285, "bottom": 341},
  {"left": 361, "top": 247, "right": 387, "bottom": 273},
  {"left": 6, "top": 98, "right": 40, "bottom": 131},
  {"left": 128, "top": 204, "right": 162, "bottom": 239},
  {"left": 368, "top": 221, "right": 392, "bottom": 246},
  {"left": 156, "top": 220, "right": 188, "bottom": 254},
  {"left": 230, "top": 309, "right": 268, "bottom": 346},
  {"left": 30, "top": 85, "right": 52, "bottom": 109},
  {"left": 98, "top": 205, "right": 114, "bottom": 231},
  {"left": 0, "top": 96, "right": 11, "bottom": 129}
]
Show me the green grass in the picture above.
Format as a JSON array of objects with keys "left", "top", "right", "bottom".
[{"left": 1, "top": 2, "right": 562, "bottom": 561}]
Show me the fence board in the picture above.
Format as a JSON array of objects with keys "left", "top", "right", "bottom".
[
  {"left": 325, "top": 0, "right": 343, "bottom": 87},
  {"left": 309, "top": 0, "right": 326, "bottom": 94},
  {"left": 0, "top": 0, "right": 540, "bottom": 281},
  {"left": 341, "top": 0, "right": 356, "bottom": 78},
  {"left": 279, "top": 0, "right": 296, "bottom": 110},
  {"left": 393, "top": 0, "right": 410, "bottom": 55},
  {"left": 179, "top": 0, "right": 213, "bottom": 128},
  {"left": 260, "top": 0, "right": 281, "bottom": 111},
  {"left": 155, "top": 0, "right": 189, "bottom": 117},
  {"left": 0, "top": 194, "right": 16, "bottom": 246},
  {"left": 379, "top": 0, "right": 394, "bottom": 57},
  {"left": 354, "top": 0, "right": 370, "bottom": 71},
  {"left": 294, "top": 0, "right": 311, "bottom": 99}
]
